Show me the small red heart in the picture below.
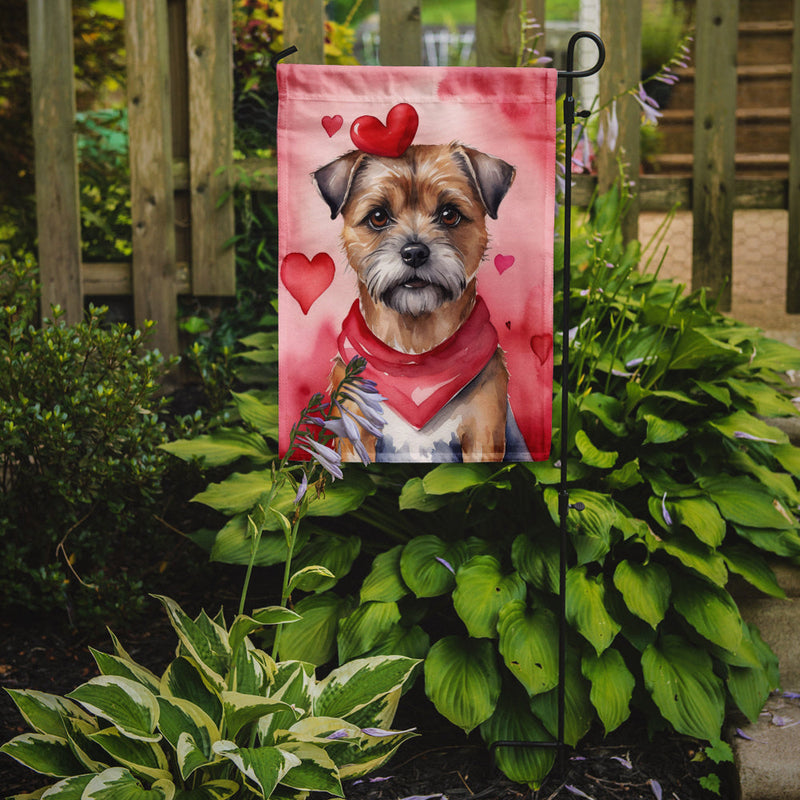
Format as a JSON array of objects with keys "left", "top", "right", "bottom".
[
  {"left": 281, "top": 252, "right": 335, "bottom": 315},
  {"left": 530, "top": 334, "right": 552, "bottom": 365},
  {"left": 494, "top": 254, "right": 515, "bottom": 275},
  {"left": 350, "top": 103, "right": 419, "bottom": 158},
  {"left": 321, "top": 115, "right": 343, "bottom": 137}
]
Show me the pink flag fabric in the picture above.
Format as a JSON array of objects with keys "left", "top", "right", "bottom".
[{"left": 277, "top": 64, "right": 557, "bottom": 463}]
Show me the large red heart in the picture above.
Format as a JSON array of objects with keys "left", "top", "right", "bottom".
[
  {"left": 350, "top": 103, "right": 419, "bottom": 158},
  {"left": 281, "top": 252, "right": 335, "bottom": 315},
  {"left": 530, "top": 334, "right": 552, "bottom": 365}
]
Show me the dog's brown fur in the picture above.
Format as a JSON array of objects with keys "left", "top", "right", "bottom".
[{"left": 315, "top": 143, "right": 515, "bottom": 462}]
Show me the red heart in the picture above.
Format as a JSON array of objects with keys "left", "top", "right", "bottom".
[
  {"left": 281, "top": 252, "right": 335, "bottom": 315},
  {"left": 494, "top": 254, "right": 515, "bottom": 275},
  {"left": 530, "top": 334, "right": 552, "bottom": 365},
  {"left": 350, "top": 103, "right": 419, "bottom": 157},
  {"left": 321, "top": 115, "right": 343, "bottom": 137}
]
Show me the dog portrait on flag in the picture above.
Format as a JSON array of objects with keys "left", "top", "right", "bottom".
[{"left": 277, "top": 65, "right": 556, "bottom": 463}]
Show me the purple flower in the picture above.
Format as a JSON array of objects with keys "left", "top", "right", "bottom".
[
  {"left": 565, "top": 786, "right": 595, "bottom": 799},
  {"left": 598, "top": 100, "right": 619, "bottom": 153},
  {"left": 736, "top": 727, "right": 755, "bottom": 741},
  {"left": 362, "top": 726, "right": 416, "bottom": 737},
  {"left": 633, "top": 84, "right": 662, "bottom": 125},
  {"left": 611, "top": 755, "right": 632, "bottom": 769},
  {"left": 649, "top": 779, "right": 663, "bottom": 800},
  {"left": 326, "top": 729, "right": 351, "bottom": 740},
  {"left": 295, "top": 435, "right": 343, "bottom": 480},
  {"left": 293, "top": 472, "right": 308, "bottom": 505},
  {"left": 435, "top": 556, "right": 455, "bottom": 574},
  {"left": 661, "top": 492, "right": 673, "bottom": 526},
  {"left": 734, "top": 431, "right": 779, "bottom": 444}
]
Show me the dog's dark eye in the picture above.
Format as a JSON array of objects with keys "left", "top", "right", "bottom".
[
  {"left": 366, "top": 208, "right": 391, "bottom": 230},
  {"left": 439, "top": 205, "right": 461, "bottom": 227}
]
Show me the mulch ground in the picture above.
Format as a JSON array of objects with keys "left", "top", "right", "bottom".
[{"left": 0, "top": 585, "right": 732, "bottom": 800}]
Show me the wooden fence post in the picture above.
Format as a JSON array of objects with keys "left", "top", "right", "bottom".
[
  {"left": 187, "top": 0, "right": 235, "bottom": 296},
  {"left": 126, "top": 0, "right": 178, "bottom": 355},
  {"left": 787, "top": 0, "right": 800, "bottom": 313},
  {"left": 692, "top": 0, "right": 738, "bottom": 311},
  {"left": 379, "top": 0, "right": 422, "bottom": 66},
  {"left": 284, "top": 0, "right": 325, "bottom": 64},
  {"left": 28, "top": 0, "right": 83, "bottom": 324},
  {"left": 598, "top": 0, "right": 641, "bottom": 244},
  {"left": 475, "top": 0, "right": 537, "bottom": 67}
]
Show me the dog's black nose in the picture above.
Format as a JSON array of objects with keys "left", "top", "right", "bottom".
[{"left": 401, "top": 242, "right": 430, "bottom": 268}]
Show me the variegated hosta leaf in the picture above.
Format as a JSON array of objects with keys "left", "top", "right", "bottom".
[
  {"left": 39, "top": 773, "right": 94, "bottom": 798},
  {"left": 230, "top": 640, "right": 276, "bottom": 696},
  {"left": 228, "top": 610, "right": 299, "bottom": 657},
  {"left": 0, "top": 732, "right": 85, "bottom": 777},
  {"left": 88, "top": 727, "right": 171, "bottom": 782},
  {"left": 156, "top": 696, "right": 219, "bottom": 778},
  {"left": 337, "top": 601, "right": 401, "bottom": 663},
  {"left": 212, "top": 741, "right": 300, "bottom": 798},
  {"left": 496, "top": 602, "right": 558, "bottom": 697},
  {"left": 360, "top": 545, "right": 409, "bottom": 603},
  {"left": 66, "top": 676, "right": 160, "bottom": 742},
  {"left": 671, "top": 574, "right": 743, "bottom": 653},
  {"left": 4, "top": 689, "right": 93, "bottom": 737},
  {"left": 313, "top": 656, "right": 420, "bottom": 721},
  {"left": 221, "top": 691, "right": 298, "bottom": 740},
  {"left": 154, "top": 596, "right": 231, "bottom": 690},
  {"left": 81, "top": 767, "right": 174, "bottom": 799},
  {"left": 160, "top": 657, "right": 222, "bottom": 727},
  {"left": 334, "top": 726, "right": 418, "bottom": 781},
  {"left": 642, "top": 634, "right": 725, "bottom": 741},
  {"left": 480, "top": 681, "right": 555, "bottom": 790},
  {"left": 275, "top": 741, "right": 344, "bottom": 796},
  {"left": 424, "top": 636, "right": 501, "bottom": 734},
  {"left": 565, "top": 566, "right": 621, "bottom": 655},
  {"left": 258, "top": 662, "right": 315, "bottom": 745},
  {"left": 171, "top": 779, "right": 239, "bottom": 800},
  {"left": 612, "top": 560, "right": 671, "bottom": 629},
  {"left": 452, "top": 556, "right": 526, "bottom": 639},
  {"left": 61, "top": 716, "right": 107, "bottom": 773},
  {"left": 581, "top": 649, "right": 635, "bottom": 734},
  {"left": 90, "top": 649, "right": 161, "bottom": 694}
]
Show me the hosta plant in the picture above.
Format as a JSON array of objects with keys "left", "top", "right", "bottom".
[{"left": 1, "top": 595, "right": 419, "bottom": 800}]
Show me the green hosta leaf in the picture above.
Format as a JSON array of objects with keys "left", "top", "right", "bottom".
[
  {"left": 606, "top": 459, "right": 644, "bottom": 490},
  {"left": 668, "top": 496, "right": 726, "bottom": 547},
  {"left": 497, "top": 601, "right": 558, "bottom": 696},
  {"left": 276, "top": 741, "right": 343, "bottom": 796},
  {"left": 421, "top": 463, "right": 495, "bottom": 494},
  {"left": 511, "top": 533, "right": 559, "bottom": 593},
  {"left": 672, "top": 575, "right": 743, "bottom": 653},
  {"left": 575, "top": 429, "right": 618, "bottom": 468},
  {"left": 231, "top": 391, "right": 279, "bottom": 436},
  {"left": 452, "top": 556, "right": 526, "bottom": 639},
  {"left": 291, "top": 535, "right": 361, "bottom": 592},
  {"left": 4, "top": 690, "right": 93, "bottom": 737},
  {"left": 90, "top": 650, "right": 161, "bottom": 694},
  {"left": 772, "top": 443, "right": 800, "bottom": 477},
  {"left": 424, "top": 636, "right": 501, "bottom": 734},
  {"left": 212, "top": 741, "right": 300, "bottom": 798},
  {"left": 544, "top": 488, "right": 617, "bottom": 565},
  {"left": 399, "top": 536, "right": 468, "bottom": 597},
  {"left": 612, "top": 560, "right": 670, "bottom": 629},
  {"left": 580, "top": 392, "right": 627, "bottom": 436},
  {"left": 581, "top": 649, "right": 635, "bottom": 734},
  {"left": 643, "top": 414, "right": 687, "bottom": 444},
  {"left": 566, "top": 566, "right": 621, "bottom": 655},
  {"left": 88, "top": 727, "right": 170, "bottom": 782},
  {"left": 337, "top": 601, "right": 402, "bottom": 662},
  {"left": 708, "top": 410, "right": 788, "bottom": 445},
  {"left": 362, "top": 624, "right": 430, "bottom": 660},
  {"left": 160, "top": 658, "right": 222, "bottom": 727},
  {"left": 221, "top": 692, "right": 297, "bottom": 740},
  {"left": 0, "top": 733, "right": 85, "bottom": 777},
  {"left": 172, "top": 780, "right": 239, "bottom": 800},
  {"left": 82, "top": 768, "right": 174, "bottom": 799},
  {"left": 67, "top": 677, "right": 160, "bottom": 742},
  {"left": 725, "top": 378, "right": 799, "bottom": 417},
  {"left": 208, "top": 515, "right": 300, "bottom": 567},
  {"left": 693, "top": 380, "right": 732, "bottom": 407},
  {"left": 642, "top": 634, "right": 725, "bottom": 741},
  {"left": 748, "top": 337, "right": 800, "bottom": 371},
  {"left": 700, "top": 474, "right": 797, "bottom": 529},
  {"left": 360, "top": 545, "right": 409, "bottom": 603},
  {"left": 733, "top": 524, "right": 800, "bottom": 558},
  {"left": 155, "top": 597, "right": 231, "bottom": 690},
  {"left": 528, "top": 649, "right": 593, "bottom": 747},
  {"left": 314, "top": 656, "right": 420, "bottom": 722},
  {"left": 721, "top": 543, "right": 786, "bottom": 598},
  {"left": 277, "top": 592, "right": 352, "bottom": 665},
  {"left": 649, "top": 529, "right": 728, "bottom": 586},
  {"left": 193, "top": 471, "right": 275, "bottom": 515},
  {"left": 668, "top": 328, "right": 743, "bottom": 370},
  {"left": 480, "top": 681, "right": 555, "bottom": 789},
  {"left": 160, "top": 428, "right": 272, "bottom": 467},
  {"left": 728, "top": 450, "right": 800, "bottom": 508},
  {"left": 398, "top": 477, "right": 450, "bottom": 511},
  {"left": 728, "top": 663, "right": 772, "bottom": 723}
]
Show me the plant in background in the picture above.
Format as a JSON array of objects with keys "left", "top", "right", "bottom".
[
  {"left": 0, "top": 253, "right": 175, "bottom": 624},
  {"left": 0, "top": 595, "right": 419, "bottom": 799}
]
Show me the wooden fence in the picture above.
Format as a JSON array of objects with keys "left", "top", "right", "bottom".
[{"left": 28, "top": 0, "right": 800, "bottom": 355}]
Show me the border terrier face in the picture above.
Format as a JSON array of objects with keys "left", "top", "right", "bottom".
[{"left": 314, "top": 144, "right": 515, "bottom": 317}]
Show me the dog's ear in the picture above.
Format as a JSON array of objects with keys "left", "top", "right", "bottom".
[
  {"left": 457, "top": 146, "right": 516, "bottom": 220},
  {"left": 312, "top": 151, "right": 365, "bottom": 219}
]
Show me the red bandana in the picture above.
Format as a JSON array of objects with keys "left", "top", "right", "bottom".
[{"left": 338, "top": 297, "right": 500, "bottom": 430}]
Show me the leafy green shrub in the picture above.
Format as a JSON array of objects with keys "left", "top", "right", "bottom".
[
  {"left": 165, "top": 185, "right": 800, "bottom": 788},
  {"left": 1, "top": 595, "right": 419, "bottom": 798},
  {"left": 0, "top": 253, "right": 174, "bottom": 622}
]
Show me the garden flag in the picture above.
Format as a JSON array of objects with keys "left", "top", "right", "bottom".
[{"left": 277, "top": 64, "right": 557, "bottom": 463}]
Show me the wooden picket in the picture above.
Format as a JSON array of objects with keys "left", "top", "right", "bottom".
[{"left": 25, "top": 0, "right": 800, "bottom": 357}]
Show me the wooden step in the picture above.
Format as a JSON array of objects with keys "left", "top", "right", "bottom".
[
  {"left": 648, "top": 152, "right": 789, "bottom": 178},
  {"left": 738, "top": 0, "right": 794, "bottom": 22},
  {"left": 738, "top": 20, "right": 794, "bottom": 66}
]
